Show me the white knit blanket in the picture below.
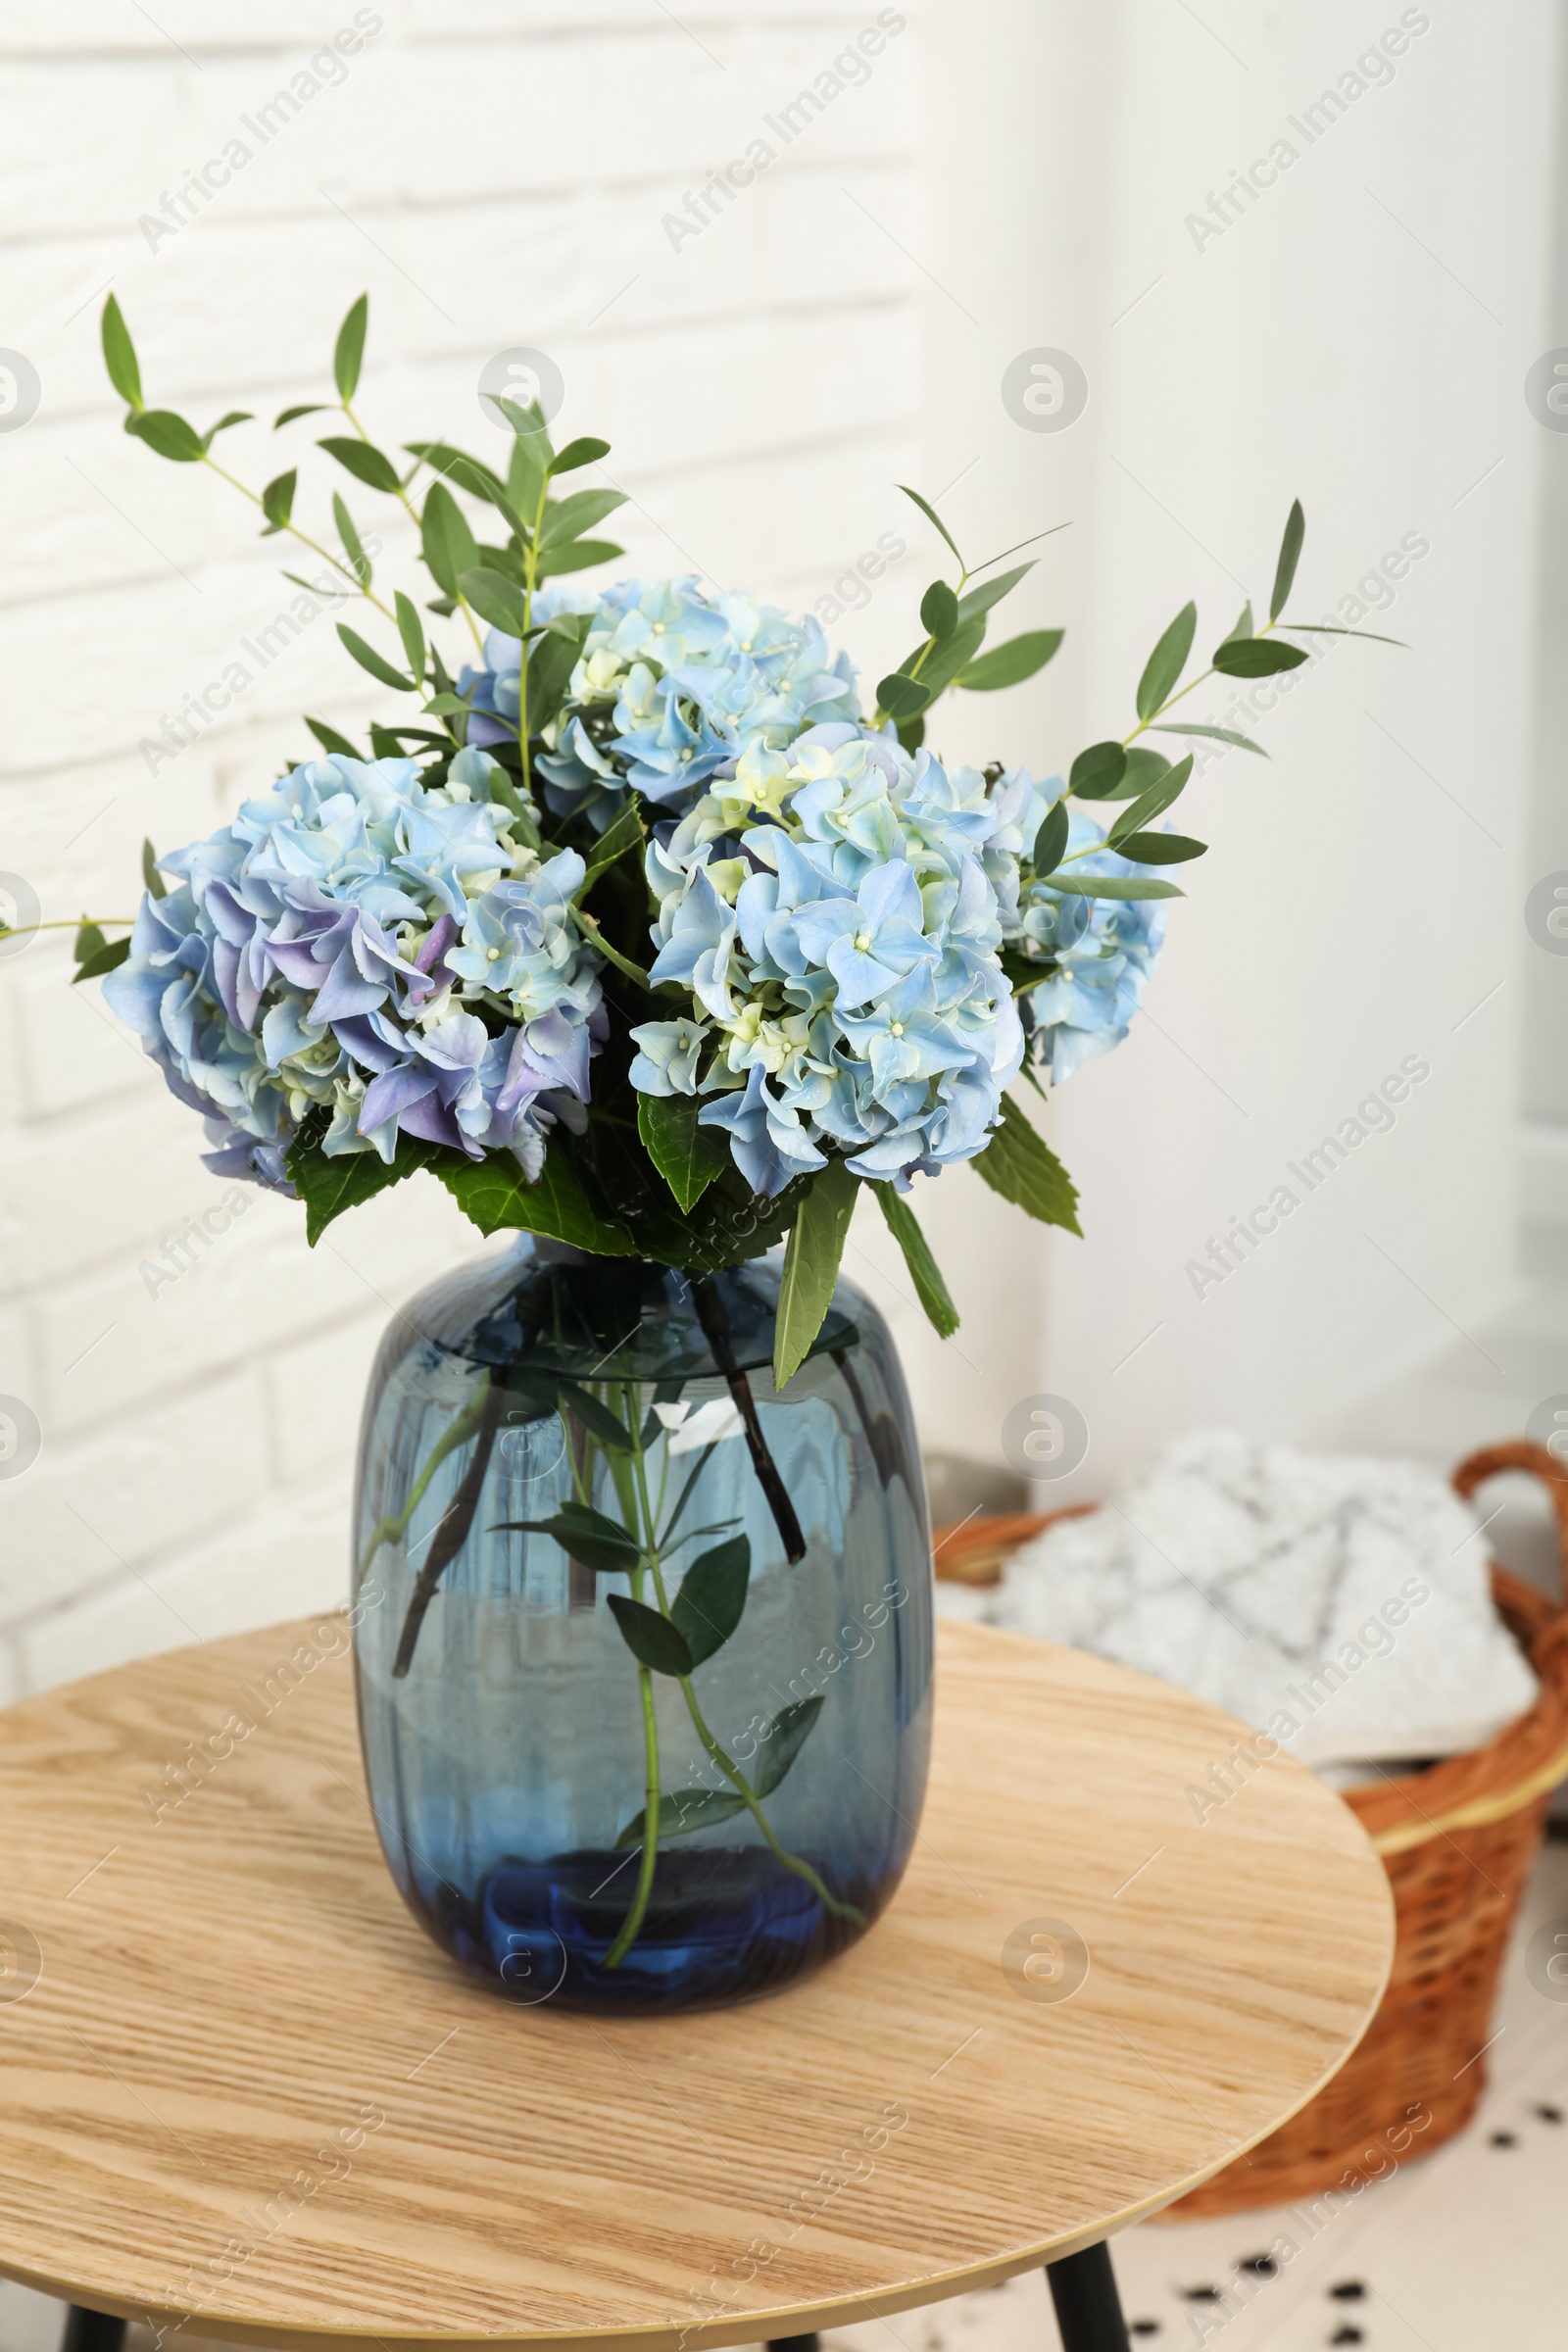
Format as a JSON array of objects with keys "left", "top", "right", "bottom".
[{"left": 938, "top": 1431, "right": 1537, "bottom": 1770}]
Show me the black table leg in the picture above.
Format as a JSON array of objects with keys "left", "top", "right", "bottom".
[
  {"left": 62, "top": 2312, "right": 126, "bottom": 2352},
  {"left": 766, "top": 2338, "right": 821, "bottom": 2352},
  {"left": 1047, "top": 2241, "right": 1131, "bottom": 2352}
]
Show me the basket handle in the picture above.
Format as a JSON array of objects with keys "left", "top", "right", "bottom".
[{"left": 1451, "top": 1439, "right": 1568, "bottom": 1616}]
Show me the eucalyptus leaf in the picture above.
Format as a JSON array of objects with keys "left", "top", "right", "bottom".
[
  {"left": 318, "top": 435, "right": 402, "bottom": 495},
  {"left": 919, "top": 580, "right": 959, "bottom": 639},
  {"left": 1046, "top": 872, "right": 1183, "bottom": 899},
  {"left": 1112, "top": 830, "right": 1207, "bottom": 863},
  {"left": 670, "top": 1535, "right": 751, "bottom": 1666},
  {"left": 955, "top": 560, "right": 1036, "bottom": 626},
  {"left": 261, "top": 468, "right": 296, "bottom": 533},
  {"left": 101, "top": 295, "right": 142, "bottom": 409},
  {"left": 200, "top": 411, "right": 253, "bottom": 449},
  {"left": 1107, "top": 754, "right": 1192, "bottom": 844},
  {"left": 394, "top": 590, "right": 426, "bottom": 684},
  {"left": 535, "top": 535, "right": 623, "bottom": 579},
  {"left": 754, "top": 1694, "right": 825, "bottom": 1796},
  {"left": 1275, "top": 623, "right": 1407, "bottom": 646},
  {"left": 333, "top": 492, "right": 371, "bottom": 586},
  {"left": 956, "top": 628, "right": 1063, "bottom": 692},
  {"left": 538, "top": 487, "right": 627, "bottom": 550},
  {"left": 1269, "top": 498, "right": 1305, "bottom": 622},
  {"left": 274, "top": 403, "right": 329, "bottom": 428},
  {"left": 616, "top": 1787, "right": 749, "bottom": 1847},
  {"left": 458, "top": 564, "right": 530, "bottom": 638},
  {"left": 336, "top": 624, "right": 413, "bottom": 692},
  {"left": 550, "top": 435, "right": 612, "bottom": 475},
  {"left": 876, "top": 671, "right": 931, "bottom": 719},
  {"left": 420, "top": 481, "right": 480, "bottom": 598},
  {"left": 305, "top": 716, "right": 364, "bottom": 760},
  {"left": 124, "top": 409, "right": 203, "bottom": 463},
  {"left": 607, "top": 1593, "right": 693, "bottom": 1679},
  {"left": 1211, "top": 637, "right": 1308, "bottom": 677},
  {"left": 554, "top": 1379, "right": 636, "bottom": 1452},
  {"left": 1068, "top": 741, "right": 1127, "bottom": 800},
  {"left": 1031, "top": 798, "right": 1069, "bottom": 876},
  {"left": 774, "top": 1155, "right": 858, "bottom": 1389},
  {"left": 1136, "top": 601, "right": 1197, "bottom": 720},
  {"left": 1220, "top": 600, "right": 1254, "bottom": 645},
  {"left": 72, "top": 935, "right": 131, "bottom": 984},
  {"left": 333, "top": 293, "right": 368, "bottom": 404},
  {"left": 140, "top": 838, "right": 167, "bottom": 900},
  {"left": 898, "top": 484, "right": 963, "bottom": 567},
  {"left": 1151, "top": 721, "right": 1266, "bottom": 756}
]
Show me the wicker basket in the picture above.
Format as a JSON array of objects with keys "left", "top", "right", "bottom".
[{"left": 933, "top": 1440, "right": 1568, "bottom": 2216}]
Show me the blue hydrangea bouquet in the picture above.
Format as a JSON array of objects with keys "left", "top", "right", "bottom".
[{"left": 63, "top": 294, "right": 1362, "bottom": 1389}]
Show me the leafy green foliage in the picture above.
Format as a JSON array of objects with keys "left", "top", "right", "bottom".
[
  {"left": 971, "top": 1095, "right": 1082, "bottom": 1233},
  {"left": 394, "top": 591, "right": 426, "bottom": 683},
  {"left": 616, "top": 1787, "right": 749, "bottom": 1846},
  {"left": 333, "top": 294, "right": 368, "bottom": 404},
  {"left": 753, "top": 1695, "right": 825, "bottom": 1795},
  {"left": 875, "top": 1186, "right": 958, "bottom": 1338},
  {"left": 1047, "top": 871, "right": 1183, "bottom": 900},
  {"left": 1152, "top": 720, "right": 1265, "bottom": 756},
  {"left": 332, "top": 493, "right": 372, "bottom": 587},
  {"left": 125, "top": 410, "right": 203, "bottom": 463},
  {"left": 1069, "top": 741, "right": 1128, "bottom": 799},
  {"left": 1211, "top": 637, "right": 1308, "bottom": 678},
  {"left": 285, "top": 1124, "right": 433, "bottom": 1245},
  {"left": 419, "top": 481, "right": 480, "bottom": 598},
  {"left": 1106, "top": 755, "right": 1192, "bottom": 845},
  {"left": 1031, "top": 799, "right": 1069, "bottom": 876},
  {"left": 638, "top": 1093, "right": 729, "bottom": 1215},
  {"left": 140, "top": 839, "right": 167, "bottom": 899},
  {"left": 539, "top": 487, "right": 626, "bottom": 550},
  {"left": 336, "top": 623, "right": 412, "bottom": 692},
  {"left": 670, "top": 1535, "right": 751, "bottom": 1665},
  {"left": 71, "top": 934, "right": 131, "bottom": 984},
  {"left": 434, "top": 1142, "right": 637, "bottom": 1253},
  {"left": 261, "top": 469, "right": 296, "bottom": 533},
  {"left": 898, "top": 483, "right": 963, "bottom": 566},
  {"left": 535, "top": 534, "right": 623, "bottom": 580},
  {"left": 305, "top": 715, "right": 364, "bottom": 760},
  {"left": 458, "top": 564, "right": 530, "bottom": 637},
  {"left": 956, "top": 560, "right": 1036, "bottom": 626},
  {"left": 318, "top": 435, "right": 402, "bottom": 494},
  {"left": 1137, "top": 601, "right": 1197, "bottom": 720},
  {"left": 920, "top": 579, "right": 959, "bottom": 638},
  {"left": 550, "top": 435, "right": 612, "bottom": 475},
  {"left": 101, "top": 295, "right": 142, "bottom": 409},
  {"left": 876, "top": 670, "right": 930, "bottom": 719},
  {"left": 1269, "top": 498, "right": 1305, "bottom": 621},
  {"left": 608, "top": 1592, "right": 694, "bottom": 1678},
  {"left": 492, "top": 1501, "right": 641, "bottom": 1577},
  {"left": 956, "top": 628, "right": 1062, "bottom": 692},
  {"left": 774, "top": 1155, "right": 859, "bottom": 1389},
  {"left": 1113, "top": 830, "right": 1206, "bottom": 863}
]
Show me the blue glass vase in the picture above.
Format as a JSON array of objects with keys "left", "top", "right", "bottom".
[{"left": 351, "top": 1238, "right": 933, "bottom": 2013}]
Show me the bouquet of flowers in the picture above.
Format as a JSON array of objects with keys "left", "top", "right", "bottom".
[{"left": 55, "top": 294, "right": 1370, "bottom": 1389}]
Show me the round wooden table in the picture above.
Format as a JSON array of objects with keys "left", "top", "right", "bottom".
[{"left": 0, "top": 1616, "right": 1393, "bottom": 2352}]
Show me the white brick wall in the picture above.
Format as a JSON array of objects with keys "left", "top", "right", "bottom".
[{"left": 0, "top": 0, "right": 930, "bottom": 1693}]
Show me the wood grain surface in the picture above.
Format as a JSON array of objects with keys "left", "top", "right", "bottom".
[{"left": 0, "top": 1615, "right": 1393, "bottom": 2351}]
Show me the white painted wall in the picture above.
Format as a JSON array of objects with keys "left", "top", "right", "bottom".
[{"left": 0, "top": 0, "right": 1557, "bottom": 1686}]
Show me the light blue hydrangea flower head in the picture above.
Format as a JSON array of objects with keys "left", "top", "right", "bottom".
[
  {"left": 628, "top": 725, "right": 1027, "bottom": 1194},
  {"left": 460, "top": 576, "right": 859, "bottom": 830},
  {"left": 1007, "top": 798, "right": 1166, "bottom": 1082},
  {"left": 105, "top": 752, "right": 603, "bottom": 1192}
]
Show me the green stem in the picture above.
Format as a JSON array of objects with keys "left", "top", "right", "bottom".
[
  {"left": 516, "top": 473, "right": 551, "bottom": 800},
  {"left": 605, "top": 1655, "right": 662, "bottom": 1970},
  {"left": 358, "top": 1375, "right": 490, "bottom": 1582},
  {"left": 201, "top": 452, "right": 397, "bottom": 622},
  {"left": 342, "top": 395, "right": 485, "bottom": 658},
  {"left": 1119, "top": 619, "right": 1279, "bottom": 752}
]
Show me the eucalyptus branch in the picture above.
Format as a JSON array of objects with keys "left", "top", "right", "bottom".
[
  {"left": 341, "top": 394, "right": 485, "bottom": 658},
  {"left": 201, "top": 451, "right": 397, "bottom": 622}
]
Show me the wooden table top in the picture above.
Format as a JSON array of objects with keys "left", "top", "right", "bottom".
[{"left": 0, "top": 1614, "right": 1393, "bottom": 2352}]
